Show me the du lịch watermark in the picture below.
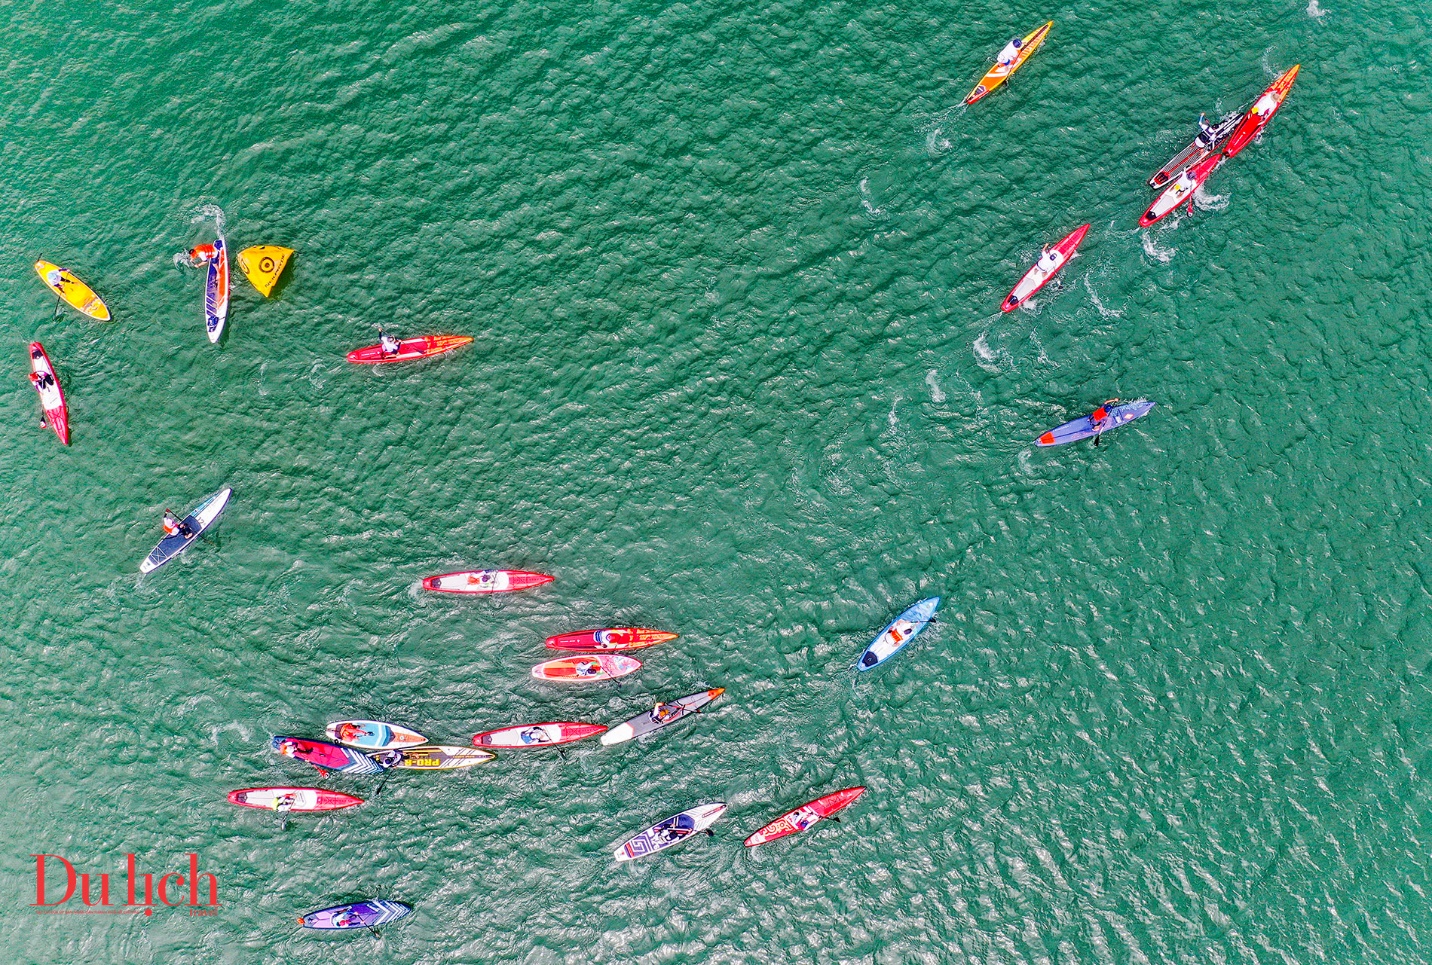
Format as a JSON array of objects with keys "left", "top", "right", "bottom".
[{"left": 30, "top": 852, "right": 220, "bottom": 917}]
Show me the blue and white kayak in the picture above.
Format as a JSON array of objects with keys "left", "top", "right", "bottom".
[
  {"left": 614, "top": 803, "right": 727, "bottom": 862},
  {"left": 1037, "top": 400, "right": 1155, "bottom": 447},
  {"left": 139, "top": 487, "right": 232, "bottom": 574},
  {"left": 299, "top": 899, "right": 412, "bottom": 930},
  {"left": 857, "top": 597, "right": 940, "bottom": 671},
  {"left": 325, "top": 720, "right": 428, "bottom": 750}
]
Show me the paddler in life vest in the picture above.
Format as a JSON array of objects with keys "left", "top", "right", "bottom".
[
  {"left": 996, "top": 36, "right": 1023, "bottom": 68},
  {"left": 162, "top": 510, "right": 194, "bottom": 539},
  {"left": 1090, "top": 399, "right": 1119, "bottom": 446},
  {"left": 378, "top": 328, "right": 402, "bottom": 357},
  {"left": 186, "top": 242, "right": 219, "bottom": 267}
]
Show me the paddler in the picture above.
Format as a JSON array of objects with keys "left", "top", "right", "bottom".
[
  {"left": 995, "top": 36, "right": 1023, "bottom": 68},
  {"left": 378, "top": 328, "right": 402, "bottom": 357},
  {"left": 44, "top": 266, "right": 66, "bottom": 289},
  {"left": 1091, "top": 398, "right": 1119, "bottom": 447},
  {"left": 651, "top": 701, "right": 675, "bottom": 722},
  {"left": 1195, "top": 113, "right": 1216, "bottom": 148},
  {"left": 272, "top": 793, "right": 297, "bottom": 812},
  {"left": 1036, "top": 244, "right": 1064, "bottom": 276},
  {"left": 186, "top": 242, "right": 219, "bottom": 267},
  {"left": 336, "top": 722, "right": 370, "bottom": 743},
  {"left": 1250, "top": 88, "right": 1279, "bottom": 119},
  {"left": 162, "top": 510, "right": 194, "bottom": 539}
]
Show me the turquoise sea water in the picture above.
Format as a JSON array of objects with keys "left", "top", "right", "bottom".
[{"left": 3, "top": 0, "right": 1431, "bottom": 961}]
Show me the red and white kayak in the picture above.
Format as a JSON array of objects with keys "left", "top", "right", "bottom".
[
  {"left": 28, "top": 342, "right": 68, "bottom": 445},
  {"left": 423, "top": 569, "right": 554, "bottom": 594},
  {"left": 1222, "top": 65, "right": 1300, "bottom": 161},
  {"left": 346, "top": 334, "right": 472, "bottom": 364},
  {"left": 472, "top": 721, "right": 607, "bottom": 748},
  {"left": 531, "top": 654, "right": 641, "bottom": 682},
  {"left": 544, "top": 628, "right": 678, "bottom": 652},
  {"left": 1139, "top": 152, "right": 1221, "bottom": 228},
  {"left": 744, "top": 786, "right": 867, "bottom": 848},
  {"left": 1000, "top": 224, "right": 1089, "bottom": 312},
  {"left": 227, "top": 787, "right": 364, "bottom": 812}
]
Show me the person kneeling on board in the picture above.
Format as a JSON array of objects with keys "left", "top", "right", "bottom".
[{"left": 379, "top": 329, "right": 402, "bottom": 357}]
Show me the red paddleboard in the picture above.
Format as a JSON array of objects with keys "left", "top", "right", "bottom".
[
  {"left": 346, "top": 334, "right": 473, "bottom": 364},
  {"left": 744, "top": 786, "right": 866, "bottom": 848},
  {"left": 1222, "top": 65, "right": 1300, "bottom": 161},
  {"left": 28, "top": 342, "right": 69, "bottom": 445},
  {"left": 472, "top": 722, "right": 607, "bottom": 748},
  {"left": 1000, "top": 224, "right": 1089, "bottom": 312},
  {"left": 423, "top": 569, "right": 554, "bottom": 594},
  {"left": 544, "top": 628, "right": 678, "bottom": 652},
  {"left": 1139, "top": 152, "right": 1221, "bottom": 228},
  {"left": 531, "top": 654, "right": 641, "bottom": 682},
  {"left": 227, "top": 787, "right": 364, "bottom": 812}
]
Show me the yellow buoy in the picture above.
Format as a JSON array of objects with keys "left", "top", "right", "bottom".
[
  {"left": 34, "top": 260, "right": 110, "bottom": 320},
  {"left": 236, "top": 245, "right": 293, "bottom": 297}
]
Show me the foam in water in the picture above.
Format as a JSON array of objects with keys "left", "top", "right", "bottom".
[
  {"left": 1307, "top": 0, "right": 1326, "bottom": 15},
  {"left": 858, "top": 178, "right": 885, "bottom": 217},
  {"left": 1084, "top": 276, "right": 1123, "bottom": 318},
  {"left": 191, "top": 202, "right": 226, "bottom": 236},
  {"left": 1193, "top": 185, "right": 1230, "bottom": 213},
  {"left": 925, "top": 370, "right": 946, "bottom": 404},
  {"left": 1141, "top": 233, "right": 1175, "bottom": 263}
]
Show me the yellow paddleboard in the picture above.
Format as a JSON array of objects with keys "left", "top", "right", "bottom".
[
  {"left": 236, "top": 245, "right": 293, "bottom": 297},
  {"left": 965, "top": 21, "right": 1052, "bottom": 105},
  {"left": 34, "top": 261, "right": 110, "bottom": 320}
]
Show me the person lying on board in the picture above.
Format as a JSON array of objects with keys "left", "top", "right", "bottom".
[
  {"left": 186, "top": 243, "right": 219, "bottom": 267},
  {"left": 521, "top": 727, "right": 552, "bottom": 744},
  {"left": 336, "top": 722, "right": 374, "bottom": 743}
]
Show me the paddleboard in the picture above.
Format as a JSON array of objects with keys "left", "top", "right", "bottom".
[
  {"left": 299, "top": 900, "right": 412, "bottom": 930},
  {"left": 857, "top": 597, "right": 939, "bottom": 671},
  {"left": 1222, "top": 65, "right": 1300, "bottom": 161},
  {"left": 744, "top": 786, "right": 866, "bottom": 848},
  {"left": 472, "top": 722, "right": 607, "bottom": 748},
  {"left": 139, "top": 487, "right": 231, "bottom": 574},
  {"left": 1149, "top": 110, "right": 1244, "bottom": 189},
  {"left": 227, "top": 787, "right": 364, "bottom": 812},
  {"left": 236, "top": 245, "right": 293, "bottom": 297},
  {"left": 392, "top": 745, "right": 496, "bottom": 770},
  {"left": 346, "top": 334, "right": 473, "bottom": 364},
  {"left": 205, "top": 238, "right": 229, "bottom": 343},
  {"left": 271, "top": 735, "right": 392, "bottom": 774},
  {"left": 1038, "top": 399, "right": 1155, "bottom": 447},
  {"left": 965, "top": 21, "right": 1051, "bottom": 105},
  {"left": 544, "top": 627, "right": 678, "bottom": 652},
  {"left": 33, "top": 261, "right": 110, "bottom": 320},
  {"left": 531, "top": 654, "right": 642, "bottom": 682},
  {"left": 1001, "top": 224, "right": 1088, "bottom": 312},
  {"left": 422, "top": 569, "right": 554, "bottom": 594},
  {"left": 601, "top": 689, "right": 724, "bottom": 746},
  {"left": 1139, "top": 152, "right": 1221, "bottom": 227},
  {"left": 615, "top": 803, "right": 727, "bottom": 862},
  {"left": 28, "top": 342, "right": 69, "bottom": 446},
  {"left": 325, "top": 720, "right": 428, "bottom": 750}
]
